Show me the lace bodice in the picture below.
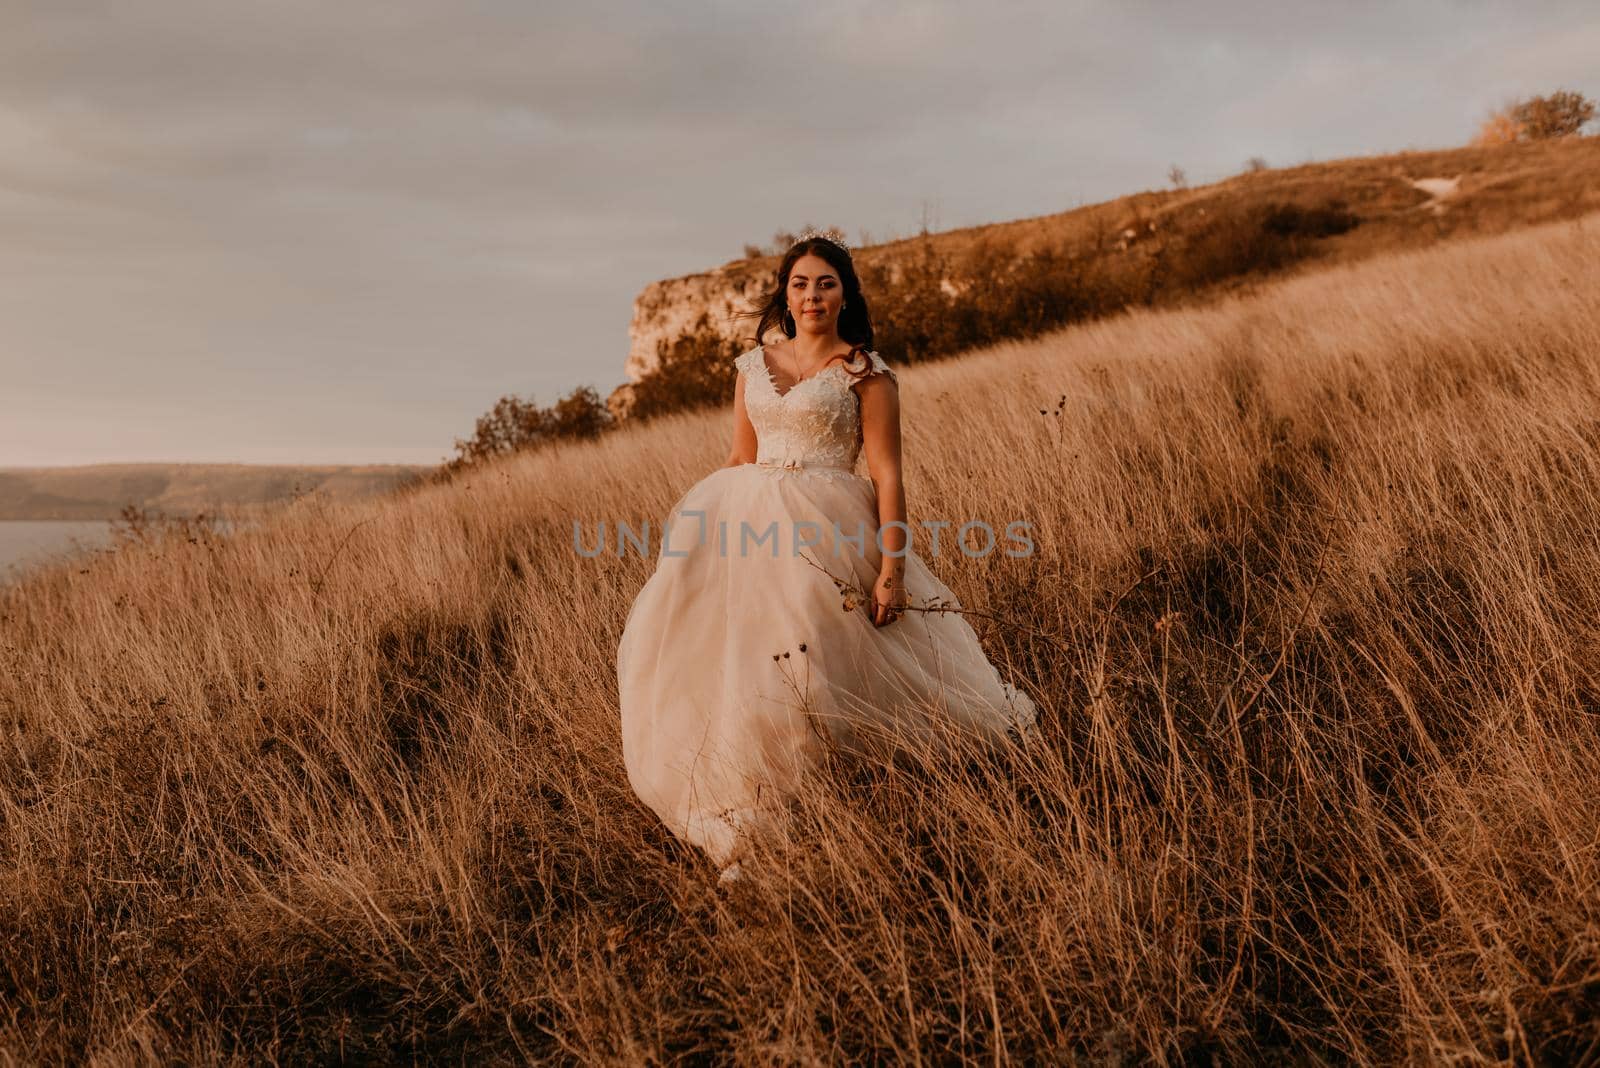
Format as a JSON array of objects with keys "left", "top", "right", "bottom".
[{"left": 736, "top": 344, "right": 898, "bottom": 478}]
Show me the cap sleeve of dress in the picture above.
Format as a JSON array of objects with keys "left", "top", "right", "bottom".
[
  {"left": 864, "top": 350, "right": 897, "bottom": 384},
  {"left": 735, "top": 347, "right": 760, "bottom": 378}
]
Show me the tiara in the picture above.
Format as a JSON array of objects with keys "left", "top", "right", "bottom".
[{"left": 797, "top": 225, "right": 850, "bottom": 254}]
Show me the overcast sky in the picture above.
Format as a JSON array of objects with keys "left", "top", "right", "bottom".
[{"left": 3, "top": 0, "right": 1596, "bottom": 466}]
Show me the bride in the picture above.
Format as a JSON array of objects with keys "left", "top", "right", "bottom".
[{"left": 615, "top": 228, "right": 1038, "bottom": 884}]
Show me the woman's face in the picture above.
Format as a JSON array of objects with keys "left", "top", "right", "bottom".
[{"left": 786, "top": 253, "right": 844, "bottom": 334}]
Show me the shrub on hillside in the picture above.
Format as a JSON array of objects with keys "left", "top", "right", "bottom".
[
  {"left": 1514, "top": 89, "right": 1596, "bottom": 139},
  {"left": 1262, "top": 201, "right": 1359, "bottom": 239},
  {"left": 1155, "top": 199, "right": 1355, "bottom": 293},
  {"left": 1472, "top": 110, "right": 1523, "bottom": 147},
  {"left": 857, "top": 237, "right": 956, "bottom": 363},
  {"left": 447, "top": 385, "right": 611, "bottom": 472},
  {"left": 1155, "top": 203, "right": 1290, "bottom": 290},
  {"left": 937, "top": 238, "right": 1131, "bottom": 357},
  {"left": 625, "top": 314, "right": 745, "bottom": 422},
  {"left": 1474, "top": 89, "right": 1597, "bottom": 145}
]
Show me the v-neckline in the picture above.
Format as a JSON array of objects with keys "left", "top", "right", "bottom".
[{"left": 758, "top": 343, "right": 843, "bottom": 400}]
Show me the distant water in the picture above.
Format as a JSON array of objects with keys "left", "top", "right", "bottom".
[{"left": 0, "top": 520, "right": 116, "bottom": 585}]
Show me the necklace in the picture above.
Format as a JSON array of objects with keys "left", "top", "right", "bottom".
[
  {"left": 779, "top": 318, "right": 840, "bottom": 390},
  {"left": 771, "top": 343, "right": 831, "bottom": 395}
]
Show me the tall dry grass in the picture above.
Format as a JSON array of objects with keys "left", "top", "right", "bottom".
[{"left": 5, "top": 213, "right": 1600, "bottom": 1063}]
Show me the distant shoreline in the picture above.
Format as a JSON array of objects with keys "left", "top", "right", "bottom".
[{"left": 0, "top": 461, "right": 433, "bottom": 522}]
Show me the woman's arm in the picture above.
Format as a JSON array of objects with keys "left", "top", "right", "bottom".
[
  {"left": 723, "top": 370, "right": 759, "bottom": 468},
  {"left": 857, "top": 372, "right": 909, "bottom": 626}
]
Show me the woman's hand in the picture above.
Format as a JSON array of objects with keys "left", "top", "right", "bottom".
[{"left": 872, "top": 568, "right": 907, "bottom": 628}]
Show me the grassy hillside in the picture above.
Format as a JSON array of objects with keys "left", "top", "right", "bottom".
[
  {"left": 0, "top": 463, "right": 432, "bottom": 521},
  {"left": 5, "top": 213, "right": 1600, "bottom": 1061},
  {"left": 619, "top": 136, "right": 1600, "bottom": 422},
  {"left": 872, "top": 133, "right": 1600, "bottom": 272}
]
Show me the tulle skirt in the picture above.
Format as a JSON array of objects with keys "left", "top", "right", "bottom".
[{"left": 615, "top": 461, "right": 1038, "bottom": 867}]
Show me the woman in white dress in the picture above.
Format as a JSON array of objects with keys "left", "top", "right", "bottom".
[{"left": 616, "top": 230, "right": 1038, "bottom": 883}]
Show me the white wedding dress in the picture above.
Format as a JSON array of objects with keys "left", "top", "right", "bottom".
[{"left": 616, "top": 344, "right": 1038, "bottom": 869}]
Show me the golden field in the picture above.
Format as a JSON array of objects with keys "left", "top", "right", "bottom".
[{"left": 5, "top": 212, "right": 1600, "bottom": 1063}]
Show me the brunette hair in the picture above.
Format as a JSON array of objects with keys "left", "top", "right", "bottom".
[{"left": 736, "top": 237, "right": 878, "bottom": 384}]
